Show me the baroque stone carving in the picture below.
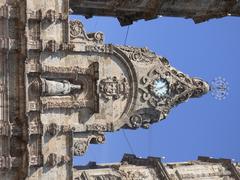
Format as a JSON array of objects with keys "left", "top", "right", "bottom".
[
  {"left": 47, "top": 153, "right": 58, "bottom": 166},
  {"left": 99, "top": 77, "right": 129, "bottom": 100},
  {"left": 0, "top": 1, "right": 212, "bottom": 179},
  {"left": 41, "top": 78, "right": 82, "bottom": 96},
  {"left": 47, "top": 153, "right": 71, "bottom": 166},
  {"left": 73, "top": 155, "right": 240, "bottom": 180},
  {"left": 117, "top": 46, "right": 157, "bottom": 64},
  {"left": 41, "top": 96, "right": 88, "bottom": 110},
  {"left": 46, "top": 123, "right": 75, "bottom": 136},
  {"left": 86, "top": 123, "right": 114, "bottom": 132},
  {"left": 139, "top": 67, "right": 171, "bottom": 110},
  {"left": 73, "top": 133, "right": 105, "bottom": 156},
  {"left": 42, "top": 65, "right": 88, "bottom": 75},
  {"left": 44, "top": 9, "right": 56, "bottom": 23},
  {"left": 29, "top": 155, "right": 43, "bottom": 167},
  {"left": 70, "top": 20, "right": 104, "bottom": 44},
  {"left": 29, "top": 121, "right": 43, "bottom": 135},
  {"left": 119, "top": 170, "right": 149, "bottom": 180},
  {"left": 45, "top": 40, "right": 58, "bottom": 52}
]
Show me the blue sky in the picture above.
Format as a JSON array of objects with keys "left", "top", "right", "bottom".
[{"left": 72, "top": 15, "right": 240, "bottom": 165}]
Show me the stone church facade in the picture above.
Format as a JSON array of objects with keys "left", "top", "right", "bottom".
[
  {"left": 74, "top": 155, "right": 240, "bottom": 180},
  {"left": 0, "top": 0, "right": 237, "bottom": 179}
]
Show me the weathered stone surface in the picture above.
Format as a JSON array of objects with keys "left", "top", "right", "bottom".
[
  {"left": 0, "top": 0, "right": 212, "bottom": 179},
  {"left": 73, "top": 155, "right": 240, "bottom": 180},
  {"left": 70, "top": 0, "right": 240, "bottom": 26}
]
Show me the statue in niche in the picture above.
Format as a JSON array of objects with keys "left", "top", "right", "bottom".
[{"left": 41, "top": 78, "right": 82, "bottom": 96}]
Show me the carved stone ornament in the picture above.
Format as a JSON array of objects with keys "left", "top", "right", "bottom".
[
  {"left": 117, "top": 46, "right": 157, "bottom": 64},
  {"left": 46, "top": 123, "right": 74, "bottom": 136},
  {"left": 29, "top": 121, "right": 43, "bottom": 135},
  {"left": 70, "top": 20, "right": 104, "bottom": 43},
  {"left": 45, "top": 40, "right": 58, "bottom": 52},
  {"left": 46, "top": 9, "right": 55, "bottom": 22},
  {"left": 73, "top": 141, "right": 88, "bottom": 156},
  {"left": 90, "top": 169, "right": 149, "bottom": 180},
  {"left": 47, "top": 123, "right": 59, "bottom": 136},
  {"left": 99, "top": 77, "right": 129, "bottom": 100},
  {"left": 139, "top": 66, "right": 209, "bottom": 111},
  {"left": 119, "top": 169, "right": 149, "bottom": 180},
  {"left": 41, "top": 78, "right": 82, "bottom": 96},
  {"left": 139, "top": 68, "right": 171, "bottom": 110},
  {"left": 70, "top": 20, "right": 83, "bottom": 37},
  {"left": 86, "top": 123, "right": 114, "bottom": 132},
  {"left": 93, "top": 174, "right": 121, "bottom": 180},
  {"left": 41, "top": 96, "right": 88, "bottom": 110},
  {"left": 47, "top": 153, "right": 58, "bottom": 166},
  {"left": 29, "top": 155, "right": 43, "bottom": 167},
  {"left": 73, "top": 133, "right": 105, "bottom": 156}
]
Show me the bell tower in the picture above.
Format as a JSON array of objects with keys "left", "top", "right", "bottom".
[{"left": 0, "top": 0, "right": 211, "bottom": 179}]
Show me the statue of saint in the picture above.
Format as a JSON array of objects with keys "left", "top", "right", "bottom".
[{"left": 41, "top": 79, "right": 81, "bottom": 96}]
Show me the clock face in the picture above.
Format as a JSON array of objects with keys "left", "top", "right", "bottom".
[{"left": 152, "top": 79, "right": 169, "bottom": 97}]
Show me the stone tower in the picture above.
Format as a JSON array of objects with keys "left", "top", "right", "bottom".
[
  {"left": 0, "top": 0, "right": 212, "bottom": 179},
  {"left": 69, "top": 0, "right": 240, "bottom": 26}
]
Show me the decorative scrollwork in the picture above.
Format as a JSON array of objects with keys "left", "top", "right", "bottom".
[
  {"left": 74, "top": 141, "right": 88, "bottom": 156},
  {"left": 139, "top": 68, "right": 170, "bottom": 110},
  {"left": 117, "top": 46, "right": 157, "bottom": 64},
  {"left": 129, "top": 114, "right": 142, "bottom": 128},
  {"left": 73, "top": 133, "right": 106, "bottom": 156},
  {"left": 70, "top": 20, "right": 104, "bottom": 43},
  {"left": 70, "top": 21, "right": 83, "bottom": 37}
]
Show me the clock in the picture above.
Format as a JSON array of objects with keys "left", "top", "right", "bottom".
[{"left": 152, "top": 79, "right": 169, "bottom": 97}]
